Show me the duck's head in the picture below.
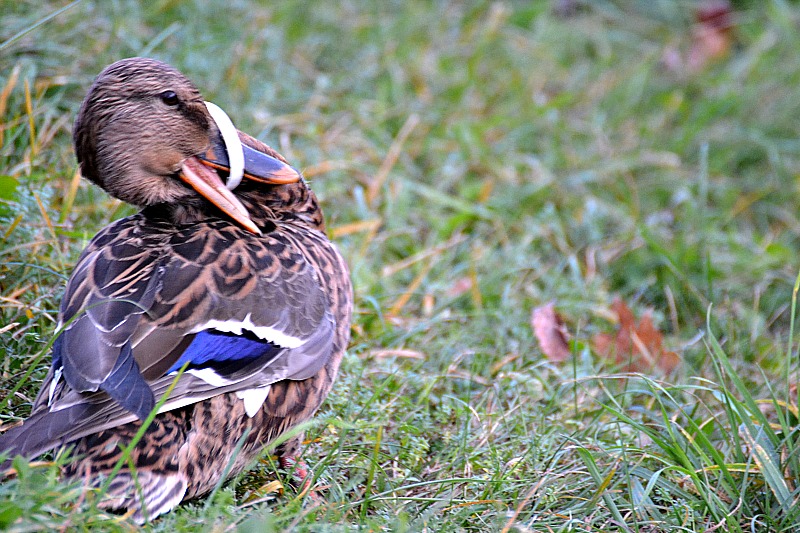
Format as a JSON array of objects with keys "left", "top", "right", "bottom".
[{"left": 73, "top": 57, "right": 301, "bottom": 234}]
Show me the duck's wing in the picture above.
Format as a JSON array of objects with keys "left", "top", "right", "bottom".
[{"left": 0, "top": 214, "right": 335, "bottom": 461}]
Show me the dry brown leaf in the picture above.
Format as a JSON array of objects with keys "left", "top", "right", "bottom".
[
  {"left": 531, "top": 302, "right": 571, "bottom": 362},
  {"left": 592, "top": 298, "right": 680, "bottom": 373},
  {"left": 687, "top": 0, "right": 734, "bottom": 72},
  {"left": 663, "top": 0, "right": 734, "bottom": 74}
]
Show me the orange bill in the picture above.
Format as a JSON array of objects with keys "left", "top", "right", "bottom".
[{"left": 180, "top": 157, "right": 262, "bottom": 235}]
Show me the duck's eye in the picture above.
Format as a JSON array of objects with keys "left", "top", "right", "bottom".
[{"left": 160, "top": 90, "right": 179, "bottom": 106}]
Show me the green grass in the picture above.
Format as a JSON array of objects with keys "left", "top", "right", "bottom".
[{"left": 2, "top": 0, "right": 800, "bottom": 530}]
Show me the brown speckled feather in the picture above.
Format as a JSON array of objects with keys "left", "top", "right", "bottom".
[{"left": 0, "top": 58, "right": 352, "bottom": 522}]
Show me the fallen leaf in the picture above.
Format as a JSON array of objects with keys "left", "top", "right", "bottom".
[
  {"left": 592, "top": 298, "right": 680, "bottom": 373},
  {"left": 242, "top": 479, "right": 284, "bottom": 502},
  {"left": 662, "top": 0, "right": 735, "bottom": 74},
  {"left": 687, "top": 0, "right": 734, "bottom": 72},
  {"left": 446, "top": 276, "right": 473, "bottom": 298},
  {"left": 531, "top": 302, "right": 571, "bottom": 362}
]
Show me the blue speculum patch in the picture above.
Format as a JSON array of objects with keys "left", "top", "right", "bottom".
[{"left": 167, "top": 329, "right": 279, "bottom": 373}]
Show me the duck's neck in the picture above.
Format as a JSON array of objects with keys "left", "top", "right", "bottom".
[
  {"left": 144, "top": 182, "right": 326, "bottom": 234},
  {"left": 241, "top": 182, "right": 327, "bottom": 233}
]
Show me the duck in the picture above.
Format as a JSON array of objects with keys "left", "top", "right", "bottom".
[{"left": 0, "top": 57, "right": 352, "bottom": 522}]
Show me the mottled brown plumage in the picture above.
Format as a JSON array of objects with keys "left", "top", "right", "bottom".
[{"left": 0, "top": 58, "right": 352, "bottom": 522}]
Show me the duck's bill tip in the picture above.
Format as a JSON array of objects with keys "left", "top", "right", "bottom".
[
  {"left": 180, "top": 157, "right": 262, "bottom": 235},
  {"left": 200, "top": 142, "right": 301, "bottom": 187},
  {"left": 246, "top": 163, "right": 302, "bottom": 185}
]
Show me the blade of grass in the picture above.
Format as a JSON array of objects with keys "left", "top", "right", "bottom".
[{"left": 0, "top": 0, "right": 84, "bottom": 51}]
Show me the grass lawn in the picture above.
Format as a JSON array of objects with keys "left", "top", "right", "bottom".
[{"left": 2, "top": 0, "right": 800, "bottom": 531}]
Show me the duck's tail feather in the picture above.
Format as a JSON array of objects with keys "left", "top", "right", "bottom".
[
  {"left": 0, "top": 403, "right": 93, "bottom": 469},
  {"left": 94, "top": 469, "right": 188, "bottom": 523},
  {"left": 2, "top": 406, "right": 189, "bottom": 523}
]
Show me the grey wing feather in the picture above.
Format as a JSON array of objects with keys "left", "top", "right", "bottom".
[
  {"left": 0, "top": 310, "right": 333, "bottom": 462},
  {"left": 3, "top": 216, "right": 338, "bottom": 461},
  {"left": 55, "top": 219, "right": 165, "bottom": 416}
]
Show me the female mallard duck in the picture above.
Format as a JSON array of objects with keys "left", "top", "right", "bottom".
[{"left": 0, "top": 57, "right": 352, "bottom": 521}]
